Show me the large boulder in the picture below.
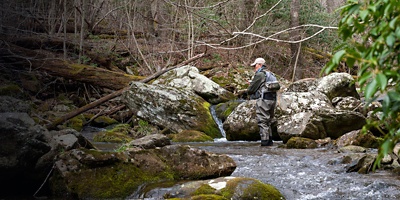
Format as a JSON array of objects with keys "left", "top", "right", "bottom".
[
  {"left": 122, "top": 81, "right": 221, "bottom": 138},
  {"left": 278, "top": 110, "right": 366, "bottom": 143},
  {"left": 315, "top": 72, "right": 360, "bottom": 101},
  {"left": 153, "top": 65, "right": 235, "bottom": 104},
  {"left": 223, "top": 100, "right": 259, "bottom": 141},
  {"left": 0, "top": 111, "right": 94, "bottom": 197},
  {"left": 50, "top": 142, "right": 236, "bottom": 199},
  {"left": 277, "top": 91, "right": 333, "bottom": 116},
  {"left": 0, "top": 112, "right": 51, "bottom": 195},
  {"left": 287, "top": 73, "right": 359, "bottom": 101}
]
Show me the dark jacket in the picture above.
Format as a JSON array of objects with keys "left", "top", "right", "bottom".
[{"left": 247, "top": 66, "right": 277, "bottom": 100}]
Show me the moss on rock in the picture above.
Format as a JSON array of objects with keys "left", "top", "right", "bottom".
[
  {"left": 55, "top": 162, "right": 174, "bottom": 199},
  {"left": 219, "top": 177, "right": 285, "bottom": 200},
  {"left": 286, "top": 137, "right": 318, "bottom": 149},
  {"left": 92, "top": 115, "right": 119, "bottom": 127},
  {"left": 191, "top": 194, "right": 229, "bottom": 200},
  {"left": 93, "top": 124, "right": 132, "bottom": 143},
  {"left": 197, "top": 101, "right": 221, "bottom": 138},
  {"left": 64, "top": 115, "right": 85, "bottom": 131},
  {"left": 170, "top": 130, "right": 213, "bottom": 142}
]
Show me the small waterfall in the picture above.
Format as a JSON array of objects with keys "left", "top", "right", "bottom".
[{"left": 210, "top": 105, "right": 226, "bottom": 139}]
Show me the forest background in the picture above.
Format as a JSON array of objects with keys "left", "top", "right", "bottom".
[{"left": 0, "top": 0, "right": 346, "bottom": 83}]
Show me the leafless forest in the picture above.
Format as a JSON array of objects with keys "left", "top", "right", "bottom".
[{"left": 0, "top": 0, "right": 346, "bottom": 80}]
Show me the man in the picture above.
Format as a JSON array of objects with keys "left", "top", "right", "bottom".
[{"left": 247, "top": 57, "right": 279, "bottom": 146}]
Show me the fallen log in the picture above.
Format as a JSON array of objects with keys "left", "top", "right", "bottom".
[{"left": 0, "top": 43, "right": 143, "bottom": 90}]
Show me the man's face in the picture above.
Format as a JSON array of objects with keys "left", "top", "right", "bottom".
[{"left": 254, "top": 63, "right": 260, "bottom": 71}]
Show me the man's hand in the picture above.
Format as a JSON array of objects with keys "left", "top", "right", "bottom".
[{"left": 235, "top": 89, "right": 247, "bottom": 97}]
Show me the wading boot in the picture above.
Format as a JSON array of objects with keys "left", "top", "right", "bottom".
[{"left": 261, "top": 139, "right": 273, "bottom": 146}]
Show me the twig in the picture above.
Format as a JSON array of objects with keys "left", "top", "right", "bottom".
[
  {"left": 83, "top": 107, "right": 107, "bottom": 126},
  {"left": 33, "top": 163, "right": 55, "bottom": 198}
]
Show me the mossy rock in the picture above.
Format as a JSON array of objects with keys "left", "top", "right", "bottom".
[
  {"left": 0, "top": 84, "right": 28, "bottom": 99},
  {"left": 50, "top": 150, "right": 175, "bottom": 199},
  {"left": 286, "top": 137, "right": 318, "bottom": 149},
  {"left": 64, "top": 115, "right": 85, "bottom": 132},
  {"left": 92, "top": 115, "right": 119, "bottom": 127},
  {"left": 170, "top": 130, "right": 213, "bottom": 142},
  {"left": 93, "top": 124, "right": 132, "bottom": 143},
  {"left": 190, "top": 194, "right": 229, "bottom": 200},
  {"left": 219, "top": 177, "right": 285, "bottom": 200},
  {"left": 215, "top": 101, "right": 243, "bottom": 122}
]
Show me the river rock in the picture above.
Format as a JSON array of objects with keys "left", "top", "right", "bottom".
[
  {"left": 278, "top": 110, "right": 366, "bottom": 143},
  {"left": 131, "top": 176, "right": 284, "bottom": 199},
  {"left": 285, "top": 73, "right": 359, "bottom": 101},
  {"left": 315, "top": 72, "right": 360, "bottom": 101},
  {"left": 338, "top": 145, "right": 367, "bottom": 153},
  {"left": 50, "top": 144, "right": 236, "bottom": 199},
  {"left": 153, "top": 65, "right": 235, "bottom": 104},
  {"left": 332, "top": 96, "right": 362, "bottom": 111},
  {"left": 336, "top": 130, "right": 379, "bottom": 148},
  {"left": 128, "top": 133, "right": 170, "bottom": 149},
  {"left": 346, "top": 154, "right": 376, "bottom": 174},
  {"left": 223, "top": 100, "right": 259, "bottom": 141},
  {"left": 277, "top": 91, "right": 333, "bottom": 116},
  {"left": 286, "top": 137, "right": 318, "bottom": 149},
  {"left": 122, "top": 81, "right": 221, "bottom": 138}
]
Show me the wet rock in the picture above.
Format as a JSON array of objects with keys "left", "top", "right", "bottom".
[
  {"left": 336, "top": 130, "right": 380, "bottom": 148},
  {"left": 131, "top": 176, "right": 284, "bottom": 200},
  {"left": 346, "top": 154, "right": 376, "bottom": 174},
  {"left": 169, "top": 130, "right": 213, "bottom": 142},
  {"left": 214, "top": 100, "right": 244, "bottom": 122},
  {"left": 153, "top": 65, "right": 235, "bottom": 104},
  {"left": 338, "top": 145, "right": 367, "bottom": 153},
  {"left": 158, "top": 144, "right": 236, "bottom": 179},
  {"left": 278, "top": 110, "right": 366, "bottom": 143},
  {"left": 223, "top": 100, "right": 259, "bottom": 141},
  {"left": 128, "top": 133, "right": 171, "bottom": 149},
  {"left": 286, "top": 137, "right": 318, "bottom": 149}
]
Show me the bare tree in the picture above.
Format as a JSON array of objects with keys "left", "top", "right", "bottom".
[{"left": 290, "top": 0, "right": 302, "bottom": 81}]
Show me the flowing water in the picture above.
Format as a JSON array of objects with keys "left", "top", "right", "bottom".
[
  {"left": 201, "top": 106, "right": 400, "bottom": 199},
  {"left": 79, "top": 106, "right": 400, "bottom": 200},
  {"left": 187, "top": 141, "right": 400, "bottom": 200}
]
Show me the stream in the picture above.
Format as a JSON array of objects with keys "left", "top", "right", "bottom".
[
  {"left": 82, "top": 131, "right": 400, "bottom": 199},
  {"left": 187, "top": 141, "right": 400, "bottom": 200},
  {"left": 79, "top": 104, "right": 400, "bottom": 200}
]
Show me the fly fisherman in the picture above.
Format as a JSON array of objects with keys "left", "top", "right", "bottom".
[{"left": 246, "top": 58, "right": 280, "bottom": 146}]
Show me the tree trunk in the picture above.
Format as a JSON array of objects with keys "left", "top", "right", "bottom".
[{"left": 290, "top": 0, "right": 302, "bottom": 81}]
